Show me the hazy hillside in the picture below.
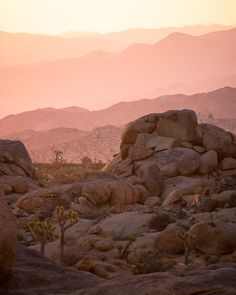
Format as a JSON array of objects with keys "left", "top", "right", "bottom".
[
  {"left": 1, "top": 28, "right": 235, "bottom": 118},
  {"left": 0, "top": 87, "right": 235, "bottom": 136},
  {"left": 0, "top": 24, "right": 232, "bottom": 66},
  {"left": 6, "top": 125, "right": 121, "bottom": 163}
]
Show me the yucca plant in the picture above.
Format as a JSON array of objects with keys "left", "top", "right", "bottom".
[
  {"left": 54, "top": 205, "right": 79, "bottom": 262},
  {"left": 177, "top": 231, "right": 197, "bottom": 265},
  {"left": 29, "top": 220, "right": 56, "bottom": 254}
]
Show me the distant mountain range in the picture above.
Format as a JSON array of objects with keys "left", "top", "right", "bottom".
[
  {"left": 1, "top": 24, "right": 233, "bottom": 65},
  {"left": 0, "top": 86, "right": 235, "bottom": 136},
  {"left": 6, "top": 126, "right": 121, "bottom": 163},
  {"left": 2, "top": 87, "right": 236, "bottom": 163},
  {"left": 1, "top": 28, "right": 236, "bottom": 117}
]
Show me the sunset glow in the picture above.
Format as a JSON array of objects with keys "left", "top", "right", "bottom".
[{"left": 0, "top": 0, "right": 236, "bottom": 34}]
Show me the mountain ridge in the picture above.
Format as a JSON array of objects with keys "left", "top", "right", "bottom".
[{"left": 1, "top": 87, "right": 236, "bottom": 137}]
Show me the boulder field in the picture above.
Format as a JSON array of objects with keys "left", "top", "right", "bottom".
[{"left": 0, "top": 109, "right": 236, "bottom": 294}]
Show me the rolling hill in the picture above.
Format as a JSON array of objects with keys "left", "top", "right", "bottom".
[
  {"left": 0, "top": 87, "right": 235, "bottom": 137},
  {"left": 1, "top": 28, "right": 236, "bottom": 118}
]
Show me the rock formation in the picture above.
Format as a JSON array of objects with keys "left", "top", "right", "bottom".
[{"left": 1, "top": 109, "right": 236, "bottom": 294}]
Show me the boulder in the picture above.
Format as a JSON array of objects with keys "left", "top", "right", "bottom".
[
  {"left": 155, "top": 223, "right": 185, "bottom": 254},
  {"left": 99, "top": 211, "right": 154, "bottom": 238},
  {"left": 128, "top": 145, "right": 153, "bottom": 161},
  {"left": 199, "top": 124, "right": 236, "bottom": 158},
  {"left": 121, "top": 121, "right": 155, "bottom": 145},
  {"left": 93, "top": 239, "right": 113, "bottom": 252},
  {"left": 120, "top": 143, "right": 132, "bottom": 160},
  {"left": 112, "top": 159, "right": 133, "bottom": 177},
  {"left": 145, "top": 135, "right": 176, "bottom": 151},
  {"left": 161, "top": 176, "right": 203, "bottom": 200},
  {"left": 178, "top": 148, "right": 200, "bottom": 176},
  {"left": 135, "top": 133, "right": 152, "bottom": 146},
  {"left": 110, "top": 181, "right": 136, "bottom": 206},
  {"left": 137, "top": 163, "right": 163, "bottom": 196},
  {"left": 132, "top": 184, "right": 149, "bottom": 204},
  {"left": 199, "top": 150, "right": 218, "bottom": 175},
  {"left": 193, "top": 145, "right": 205, "bottom": 153},
  {"left": 0, "top": 140, "right": 35, "bottom": 178},
  {"left": 220, "top": 157, "right": 236, "bottom": 170},
  {"left": 160, "top": 162, "right": 179, "bottom": 178},
  {"left": 211, "top": 190, "right": 236, "bottom": 205},
  {"left": 15, "top": 184, "right": 75, "bottom": 213},
  {"left": 139, "top": 147, "right": 199, "bottom": 175},
  {"left": 162, "top": 190, "right": 182, "bottom": 207},
  {"left": 102, "top": 154, "right": 121, "bottom": 173},
  {"left": 155, "top": 109, "right": 199, "bottom": 143},
  {"left": 180, "top": 141, "right": 193, "bottom": 148},
  {"left": 188, "top": 221, "right": 236, "bottom": 255},
  {"left": 0, "top": 194, "right": 17, "bottom": 282},
  {"left": 82, "top": 181, "right": 111, "bottom": 205}
]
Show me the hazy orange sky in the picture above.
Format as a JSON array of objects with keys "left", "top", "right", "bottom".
[{"left": 0, "top": 0, "right": 236, "bottom": 34}]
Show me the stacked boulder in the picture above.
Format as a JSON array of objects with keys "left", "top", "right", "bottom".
[
  {"left": 0, "top": 193, "right": 17, "bottom": 282},
  {"left": 0, "top": 140, "right": 38, "bottom": 281},
  {"left": 0, "top": 140, "right": 38, "bottom": 203},
  {"left": 105, "top": 109, "right": 236, "bottom": 200}
]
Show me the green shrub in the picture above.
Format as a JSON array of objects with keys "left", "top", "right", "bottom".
[
  {"left": 149, "top": 213, "right": 173, "bottom": 231},
  {"left": 129, "top": 250, "right": 175, "bottom": 274}
]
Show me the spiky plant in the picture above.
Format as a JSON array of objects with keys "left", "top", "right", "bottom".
[
  {"left": 177, "top": 231, "right": 197, "bottom": 265},
  {"left": 29, "top": 220, "right": 56, "bottom": 254},
  {"left": 54, "top": 205, "right": 79, "bottom": 262}
]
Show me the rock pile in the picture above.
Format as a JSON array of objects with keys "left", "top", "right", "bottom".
[{"left": 1, "top": 110, "right": 236, "bottom": 294}]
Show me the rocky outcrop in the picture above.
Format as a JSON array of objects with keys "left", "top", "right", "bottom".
[
  {"left": 0, "top": 246, "right": 103, "bottom": 294},
  {"left": 81, "top": 264, "right": 236, "bottom": 295},
  {"left": 0, "top": 194, "right": 17, "bottom": 282},
  {"left": 16, "top": 174, "right": 149, "bottom": 216},
  {"left": 188, "top": 221, "right": 236, "bottom": 255},
  {"left": 2, "top": 247, "right": 236, "bottom": 295},
  {"left": 105, "top": 109, "right": 236, "bottom": 198},
  {"left": 2, "top": 109, "right": 236, "bottom": 294},
  {"left": 0, "top": 140, "right": 36, "bottom": 178},
  {"left": 199, "top": 124, "right": 236, "bottom": 159}
]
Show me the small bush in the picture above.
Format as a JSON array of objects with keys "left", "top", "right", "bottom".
[
  {"left": 35, "top": 161, "right": 105, "bottom": 184},
  {"left": 149, "top": 213, "right": 173, "bottom": 231},
  {"left": 129, "top": 250, "right": 175, "bottom": 274}
]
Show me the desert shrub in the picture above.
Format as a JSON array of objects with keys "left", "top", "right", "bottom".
[
  {"left": 62, "top": 246, "right": 81, "bottom": 266},
  {"left": 129, "top": 250, "right": 175, "bottom": 274},
  {"left": 112, "top": 226, "right": 131, "bottom": 241},
  {"left": 35, "top": 160, "right": 105, "bottom": 184},
  {"left": 149, "top": 213, "right": 173, "bottom": 231}
]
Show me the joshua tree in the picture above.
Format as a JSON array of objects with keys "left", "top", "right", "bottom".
[
  {"left": 54, "top": 150, "right": 64, "bottom": 163},
  {"left": 54, "top": 206, "right": 79, "bottom": 262},
  {"left": 29, "top": 220, "right": 56, "bottom": 255},
  {"left": 177, "top": 231, "right": 197, "bottom": 265}
]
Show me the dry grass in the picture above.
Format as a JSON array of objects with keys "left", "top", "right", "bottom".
[{"left": 35, "top": 161, "right": 105, "bottom": 184}]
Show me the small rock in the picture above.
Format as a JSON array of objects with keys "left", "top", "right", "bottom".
[
  {"left": 88, "top": 225, "right": 102, "bottom": 235},
  {"left": 94, "top": 239, "right": 113, "bottom": 252},
  {"left": 220, "top": 157, "right": 236, "bottom": 170},
  {"left": 193, "top": 146, "right": 205, "bottom": 153}
]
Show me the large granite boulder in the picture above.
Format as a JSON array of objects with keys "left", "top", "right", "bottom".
[
  {"left": 178, "top": 148, "right": 200, "bottom": 176},
  {"left": 0, "top": 140, "right": 36, "bottom": 178},
  {"left": 0, "top": 194, "right": 17, "bottom": 282},
  {"left": 154, "top": 109, "right": 199, "bottom": 143},
  {"left": 121, "top": 120, "right": 155, "bottom": 145},
  {"left": 220, "top": 157, "right": 236, "bottom": 170},
  {"left": 188, "top": 221, "right": 236, "bottom": 255},
  {"left": 198, "top": 124, "right": 236, "bottom": 159},
  {"left": 198, "top": 150, "right": 218, "bottom": 175},
  {"left": 155, "top": 223, "right": 185, "bottom": 254},
  {"left": 137, "top": 163, "right": 163, "bottom": 196}
]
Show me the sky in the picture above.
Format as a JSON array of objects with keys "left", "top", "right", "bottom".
[{"left": 0, "top": 0, "right": 236, "bottom": 34}]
